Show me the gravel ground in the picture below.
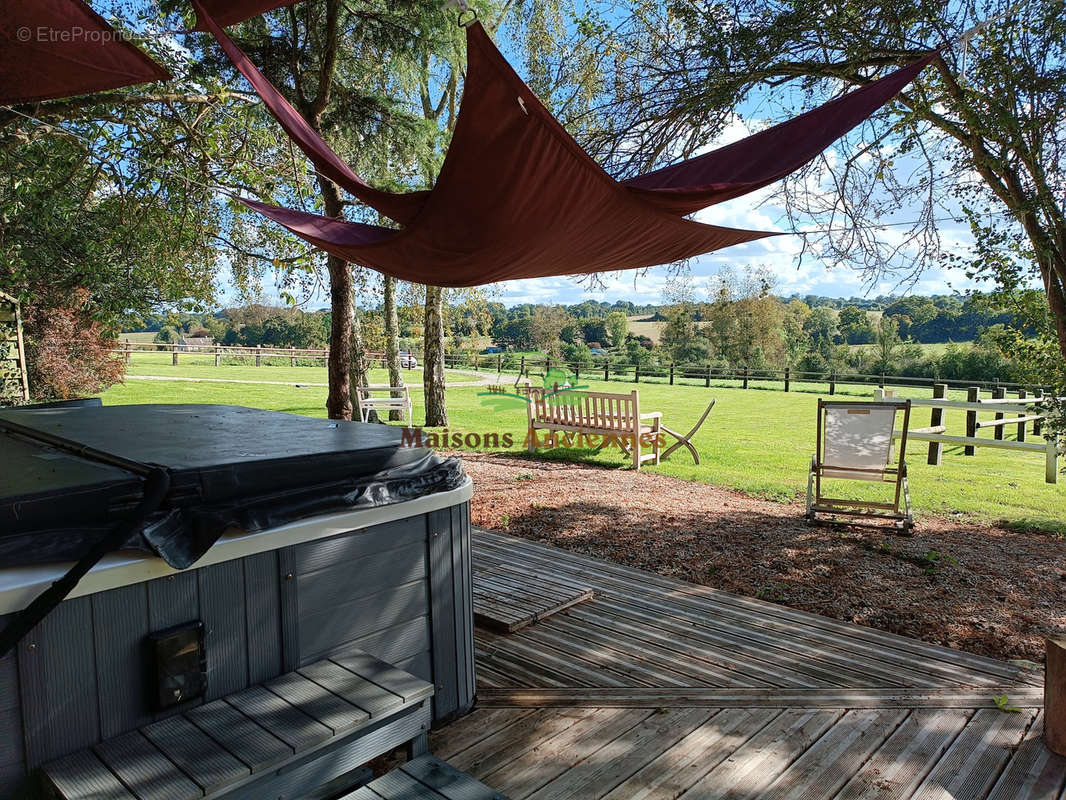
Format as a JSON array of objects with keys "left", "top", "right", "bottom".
[{"left": 456, "top": 451, "right": 1066, "bottom": 665}]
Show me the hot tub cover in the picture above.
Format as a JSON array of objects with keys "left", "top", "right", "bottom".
[{"left": 0, "top": 404, "right": 465, "bottom": 569}]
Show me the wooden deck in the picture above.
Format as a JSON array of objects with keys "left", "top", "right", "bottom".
[{"left": 429, "top": 529, "right": 1066, "bottom": 800}]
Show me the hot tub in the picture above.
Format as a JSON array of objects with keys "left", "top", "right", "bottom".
[{"left": 0, "top": 405, "right": 476, "bottom": 799}]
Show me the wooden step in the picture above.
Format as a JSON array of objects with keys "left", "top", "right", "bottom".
[
  {"left": 43, "top": 647, "right": 434, "bottom": 800},
  {"left": 340, "top": 754, "right": 508, "bottom": 799}
]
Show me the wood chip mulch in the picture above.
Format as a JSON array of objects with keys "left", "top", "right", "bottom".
[{"left": 454, "top": 451, "right": 1066, "bottom": 665}]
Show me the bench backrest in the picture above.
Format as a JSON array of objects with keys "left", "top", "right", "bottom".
[
  {"left": 528, "top": 386, "right": 640, "bottom": 432},
  {"left": 357, "top": 384, "right": 409, "bottom": 399}
]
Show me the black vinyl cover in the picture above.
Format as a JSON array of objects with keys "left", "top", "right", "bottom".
[{"left": 0, "top": 404, "right": 465, "bottom": 569}]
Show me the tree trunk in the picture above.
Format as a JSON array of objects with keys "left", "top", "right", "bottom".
[
  {"left": 325, "top": 254, "right": 353, "bottom": 420},
  {"left": 384, "top": 275, "right": 404, "bottom": 421},
  {"left": 423, "top": 284, "right": 448, "bottom": 427},
  {"left": 348, "top": 302, "right": 377, "bottom": 423}
]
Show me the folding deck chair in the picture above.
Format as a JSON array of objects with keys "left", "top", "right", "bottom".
[{"left": 806, "top": 399, "right": 913, "bottom": 531}]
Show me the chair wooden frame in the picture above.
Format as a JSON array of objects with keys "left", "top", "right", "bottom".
[
  {"left": 356, "top": 383, "right": 412, "bottom": 423},
  {"left": 806, "top": 399, "right": 913, "bottom": 531}
]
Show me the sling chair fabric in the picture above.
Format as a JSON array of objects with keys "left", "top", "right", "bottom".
[
  {"left": 196, "top": 1, "right": 933, "bottom": 286},
  {"left": 0, "top": 0, "right": 171, "bottom": 106}
]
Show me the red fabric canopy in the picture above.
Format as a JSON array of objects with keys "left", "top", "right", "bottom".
[
  {"left": 197, "top": 4, "right": 931, "bottom": 287},
  {"left": 193, "top": 0, "right": 427, "bottom": 225},
  {"left": 0, "top": 0, "right": 171, "bottom": 105},
  {"left": 623, "top": 55, "right": 937, "bottom": 215},
  {"left": 191, "top": 0, "right": 298, "bottom": 31}
]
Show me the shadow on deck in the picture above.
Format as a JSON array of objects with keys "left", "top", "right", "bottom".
[{"left": 428, "top": 528, "right": 1066, "bottom": 800}]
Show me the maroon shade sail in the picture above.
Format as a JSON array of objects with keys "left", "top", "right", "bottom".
[
  {"left": 192, "top": 0, "right": 427, "bottom": 225},
  {"left": 623, "top": 55, "right": 937, "bottom": 215},
  {"left": 191, "top": 0, "right": 299, "bottom": 30},
  {"left": 0, "top": 0, "right": 171, "bottom": 105},
  {"left": 223, "top": 20, "right": 776, "bottom": 286}
]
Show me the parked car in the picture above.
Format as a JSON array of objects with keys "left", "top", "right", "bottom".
[
  {"left": 482, "top": 346, "right": 503, "bottom": 354},
  {"left": 589, "top": 347, "right": 608, "bottom": 356},
  {"left": 400, "top": 352, "right": 418, "bottom": 368}
]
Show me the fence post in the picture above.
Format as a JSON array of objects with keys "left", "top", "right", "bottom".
[
  {"left": 520, "top": 355, "right": 525, "bottom": 376},
  {"left": 829, "top": 371, "right": 835, "bottom": 396},
  {"left": 124, "top": 342, "right": 132, "bottom": 365},
  {"left": 1034, "top": 389, "right": 1044, "bottom": 436},
  {"left": 574, "top": 364, "right": 580, "bottom": 382},
  {"left": 497, "top": 354, "right": 502, "bottom": 373},
  {"left": 669, "top": 363, "right": 675, "bottom": 386},
  {"left": 928, "top": 383, "right": 946, "bottom": 466},
  {"left": 604, "top": 361, "right": 609, "bottom": 382},
  {"left": 1047, "top": 435, "right": 1060, "bottom": 485},
  {"left": 992, "top": 386, "right": 1006, "bottom": 440},
  {"left": 255, "top": 345, "right": 261, "bottom": 367},
  {"left": 214, "top": 345, "right": 221, "bottom": 367},
  {"left": 1047, "top": 636, "right": 1066, "bottom": 755},
  {"left": 290, "top": 346, "right": 296, "bottom": 368},
  {"left": 879, "top": 372, "right": 886, "bottom": 389},
  {"left": 965, "top": 386, "right": 979, "bottom": 456},
  {"left": 784, "top": 367, "right": 790, "bottom": 393},
  {"left": 743, "top": 366, "right": 749, "bottom": 390},
  {"left": 545, "top": 357, "right": 552, "bottom": 375},
  {"left": 1017, "top": 388, "right": 1028, "bottom": 442},
  {"left": 172, "top": 348, "right": 178, "bottom": 366},
  {"left": 705, "top": 364, "right": 711, "bottom": 389},
  {"left": 635, "top": 364, "right": 640, "bottom": 383}
]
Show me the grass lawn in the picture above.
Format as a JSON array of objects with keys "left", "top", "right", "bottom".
[{"left": 101, "top": 372, "right": 1064, "bottom": 534}]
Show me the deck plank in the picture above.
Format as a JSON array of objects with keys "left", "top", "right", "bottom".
[
  {"left": 299, "top": 659, "right": 407, "bottom": 718},
  {"left": 44, "top": 749, "right": 137, "bottom": 800},
  {"left": 93, "top": 731, "right": 201, "bottom": 800},
  {"left": 184, "top": 699, "right": 292, "bottom": 773},
  {"left": 400, "top": 754, "right": 509, "bottom": 800},
  {"left": 223, "top": 685, "right": 332, "bottom": 752},
  {"left": 987, "top": 711, "right": 1066, "bottom": 800},
  {"left": 140, "top": 714, "right": 248, "bottom": 794},
  {"left": 909, "top": 707, "right": 1038, "bottom": 799},
  {"left": 264, "top": 671, "right": 369, "bottom": 734},
  {"left": 332, "top": 650, "right": 436, "bottom": 703}
]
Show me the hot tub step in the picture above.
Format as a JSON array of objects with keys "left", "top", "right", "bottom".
[{"left": 341, "top": 754, "right": 508, "bottom": 799}]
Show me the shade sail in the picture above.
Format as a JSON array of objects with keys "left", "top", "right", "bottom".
[
  {"left": 193, "top": 0, "right": 428, "bottom": 225},
  {"left": 225, "top": 20, "right": 776, "bottom": 286},
  {"left": 199, "top": 4, "right": 931, "bottom": 286},
  {"left": 191, "top": 0, "right": 299, "bottom": 30},
  {"left": 623, "top": 55, "right": 937, "bottom": 215},
  {"left": 0, "top": 0, "right": 171, "bottom": 105}
]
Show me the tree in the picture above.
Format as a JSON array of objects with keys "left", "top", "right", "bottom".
[
  {"left": 781, "top": 300, "right": 813, "bottom": 365},
  {"left": 606, "top": 311, "right": 629, "bottom": 348},
  {"left": 660, "top": 304, "right": 698, "bottom": 363},
  {"left": 383, "top": 276, "right": 404, "bottom": 421},
  {"left": 874, "top": 316, "right": 904, "bottom": 373},
  {"left": 838, "top": 306, "right": 875, "bottom": 344},
  {"left": 530, "top": 306, "right": 571, "bottom": 356},
  {"left": 596, "top": 0, "right": 1066, "bottom": 383}
]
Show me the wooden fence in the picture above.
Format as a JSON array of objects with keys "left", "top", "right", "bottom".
[{"left": 880, "top": 384, "right": 1060, "bottom": 484}]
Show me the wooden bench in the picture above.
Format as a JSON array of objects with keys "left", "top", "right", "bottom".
[
  {"left": 42, "top": 647, "right": 434, "bottom": 800},
  {"left": 526, "top": 386, "right": 661, "bottom": 469},
  {"left": 356, "top": 384, "right": 412, "bottom": 423}
]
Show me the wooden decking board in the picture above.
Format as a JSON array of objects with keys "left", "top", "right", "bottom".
[
  {"left": 299, "top": 659, "right": 406, "bottom": 718},
  {"left": 475, "top": 687, "right": 1047, "bottom": 709},
  {"left": 473, "top": 546, "right": 997, "bottom": 690},
  {"left": 93, "top": 731, "right": 201, "bottom": 800},
  {"left": 536, "top": 611, "right": 776, "bottom": 688},
  {"left": 987, "top": 712, "right": 1066, "bottom": 800},
  {"left": 472, "top": 563, "right": 593, "bottom": 633},
  {"left": 480, "top": 708, "right": 652, "bottom": 799},
  {"left": 363, "top": 769, "right": 445, "bottom": 799},
  {"left": 477, "top": 637, "right": 630, "bottom": 687},
  {"left": 185, "top": 699, "right": 293, "bottom": 773},
  {"left": 332, "top": 650, "right": 437, "bottom": 704},
  {"left": 474, "top": 645, "right": 576, "bottom": 688},
  {"left": 473, "top": 530, "right": 1035, "bottom": 687},
  {"left": 429, "top": 709, "right": 539, "bottom": 761},
  {"left": 564, "top": 602, "right": 816, "bottom": 688},
  {"left": 599, "top": 708, "right": 782, "bottom": 800},
  {"left": 447, "top": 708, "right": 604, "bottom": 778},
  {"left": 44, "top": 749, "right": 137, "bottom": 800},
  {"left": 140, "top": 714, "right": 249, "bottom": 794},
  {"left": 676, "top": 709, "right": 844, "bottom": 800},
  {"left": 522, "top": 707, "right": 714, "bottom": 800},
  {"left": 909, "top": 707, "right": 1039, "bottom": 799},
  {"left": 834, "top": 709, "right": 975, "bottom": 800},
  {"left": 751, "top": 708, "right": 908, "bottom": 800}
]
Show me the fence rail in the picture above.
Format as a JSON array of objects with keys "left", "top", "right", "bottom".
[
  {"left": 883, "top": 384, "right": 1059, "bottom": 484},
  {"left": 112, "top": 344, "right": 1053, "bottom": 397}
]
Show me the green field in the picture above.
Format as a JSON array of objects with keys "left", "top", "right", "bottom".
[{"left": 101, "top": 364, "right": 1065, "bottom": 534}]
